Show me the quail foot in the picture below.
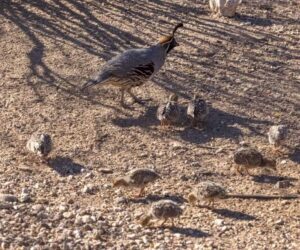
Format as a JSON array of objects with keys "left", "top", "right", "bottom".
[{"left": 82, "top": 23, "right": 184, "bottom": 107}]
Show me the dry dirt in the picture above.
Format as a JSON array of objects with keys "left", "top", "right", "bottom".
[{"left": 0, "top": 0, "right": 300, "bottom": 249}]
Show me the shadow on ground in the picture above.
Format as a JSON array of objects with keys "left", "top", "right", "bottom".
[{"left": 48, "top": 156, "right": 85, "bottom": 176}]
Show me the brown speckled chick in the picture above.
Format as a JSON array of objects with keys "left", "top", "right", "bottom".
[
  {"left": 234, "top": 146, "right": 276, "bottom": 175},
  {"left": 188, "top": 181, "right": 226, "bottom": 207},
  {"left": 268, "top": 125, "right": 288, "bottom": 152},
  {"left": 113, "top": 168, "right": 161, "bottom": 197},
  {"left": 187, "top": 94, "right": 210, "bottom": 127},
  {"left": 140, "top": 200, "right": 183, "bottom": 227},
  {"left": 26, "top": 133, "right": 52, "bottom": 161},
  {"left": 157, "top": 94, "right": 180, "bottom": 127}
]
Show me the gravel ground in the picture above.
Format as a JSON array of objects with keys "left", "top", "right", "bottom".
[{"left": 0, "top": 0, "right": 299, "bottom": 249}]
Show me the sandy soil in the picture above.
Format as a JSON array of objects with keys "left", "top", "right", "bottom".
[{"left": 0, "top": 0, "right": 299, "bottom": 249}]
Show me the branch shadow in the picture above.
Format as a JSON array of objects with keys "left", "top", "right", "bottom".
[
  {"left": 47, "top": 156, "right": 85, "bottom": 176},
  {"left": 127, "top": 194, "right": 186, "bottom": 205},
  {"left": 235, "top": 14, "right": 273, "bottom": 27}
]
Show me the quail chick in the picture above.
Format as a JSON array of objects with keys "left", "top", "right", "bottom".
[
  {"left": 188, "top": 181, "right": 226, "bottom": 207},
  {"left": 82, "top": 23, "right": 183, "bottom": 107},
  {"left": 113, "top": 168, "right": 161, "bottom": 197},
  {"left": 234, "top": 146, "right": 276, "bottom": 175},
  {"left": 268, "top": 125, "right": 288, "bottom": 153},
  {"left": 187, "top": 94, "right": 210, "bottom": 127},
  {"left": 157, "top": 94, "right": 180, "bottom": 127},
  {"left": 209, "top": 0, "right": 242, "bottom": 18},
  {"left": 140, "top": 200, "right": 183, "bottom": 227},
  {"left": 26, "top": 133, "right": 52, "bottom": 161}
]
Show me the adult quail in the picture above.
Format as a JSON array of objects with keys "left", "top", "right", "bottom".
[
  {"left": 26, "top": 133, "right": 52, "bottom": 161},
  {"left": 188, "top": 181, "right": 226, "bottom": 207},
  {"left": 113, "top": 168, "right": 161, "bottom": 197},
  {"left": 140, "top": 200, "right": 183, "bottom": 227},
  {"left": 233, "top": 146, "right": 276, "bottom": 175},
  {"left": 187, "top": 94, "right": 210, "bottom": 127},
  {"left": 156, "top": 93, "right": 180, "bottom": 127},
  {"left": 268, "top": 125, "right": 288, "bottom": 153},
  {"left": 82, "top": 23, "right": 184, "bottom": 107}
]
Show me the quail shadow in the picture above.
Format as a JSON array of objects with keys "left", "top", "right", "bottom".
[
  {"left": 112, "top": 105, "right": 158, "bottom": 128},
  {"left": 289, "top": 148, "right": 300, "bottom": 164},
  {"left": 235, "top": 14, "right": 273, "bottom": 27},
  {"left": 252, "top": 175, "right": 298, "bottom": 184},
  {"left": 180, "top": 107, "right": 270, "bottom": 145},
  {"left": 47, "top": 156, "right": 85, "bottom": 176},
  {"left": 162, "top": 226, "right": 211, "bottom": 238},
  {"left": 211, "top": 208, "right": 257, "bottom": 221}
]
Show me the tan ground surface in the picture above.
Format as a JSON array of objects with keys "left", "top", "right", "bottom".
[{"left": 0, "top": 0, "right": 299, "bottom": 249}]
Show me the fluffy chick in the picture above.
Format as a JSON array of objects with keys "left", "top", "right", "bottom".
[
  {"left": 187, "top": 94, "right": 210, "bottom": 127},
  {"left": 26, "top": 133, "right": 52, "bottom": 161},
  {"left": 268, "top": 125, "right": 288, "bottom": 153},
  {"left": 113, "top": 168, "right": 160, "bottom": 197},
  {"left": 140, "top": 200, "right": 183, "bottom": 227},
  {"left": 157, "top": 93, "right": 180, "bottom": 127},
  {"left": 234, "top": 146, "right": 276, "bottom": 175},
  {"left": 188, "top": 181, "right": 226, "bottom": 207}
]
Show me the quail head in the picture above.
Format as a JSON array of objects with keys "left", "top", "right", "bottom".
[
  {"left": 157, "top": 93, "right": 181, "bottom": 127},
  {"left": 233, "top": 146, "right": 276, "bottom": 175},
  {"left": 140, "top": 200, "right": 183, "bottom": 227},
  {"left": 188, "top": 181, "right": 227, "bottom": 208},
  {"left": 81, "top": 23, "right": 183, "bottom": 107},
  {"left": 26, "top": 133, "right": 52, "bottom": 161},
  {"left": 113, "top": 168, "right": 161, "bottom": 197},
  {"left": 268, "top": 125, "right": 288, "bottom": 153},
  {"left": 187, "top": 94, "right": 210, "bottom": 127}
]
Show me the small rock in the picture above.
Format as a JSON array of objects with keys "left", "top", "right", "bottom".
[
  {"left": 275, "top": 219, "right": 284, "bottom": 225},
  {"left": 115, "top": 197, "right": 128, "bottom": 204},
  {"left": 82, "top": 184, "right": 98, "bottom": 194},
  {"left": 0, "top": 194, "right": 18, "bottom": 203},
  {"left": 20, "top": 193, "right": 31, "bottom": 203},
  {"left": 214, "top": 219, "right": 224, "bottom": 226},
  {"left": 276, "top": 180, "right": 291, "bottom": 189},
  {"left": 170, "top": 141, "right": 185, "bottom": 150},
  {"left": 280, "top": 160, "right": 287, "bottom": 165},
  {"left": 82, "top": 215, "right": 92, "bottom": 224},
  {"left": 32, "top": 204, "right": 44, "bottom": 213},
  {"left": 62, "top": 212, "right": 74, "bottom": 219},
  {"left": 99, "top": 168, "right": 113, "bottom": 174}
]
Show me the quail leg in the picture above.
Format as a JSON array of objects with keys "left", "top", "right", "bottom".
[
  {"left": 160, "top": 218, "right": 168, "bottom": 227},
  {"left": 127, "top": 88, "right": 149, "bottom": 105},
  {"left": 236, "top": 165, "right": 243, "bottom": 175},
  {"left": 138, "top": 186, "right": 145, "bottom": 197}
]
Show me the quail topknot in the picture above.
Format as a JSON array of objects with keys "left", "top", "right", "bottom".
[
  {"left": 26, "top": 133, "right": 52, "bottom": 160},
  {"left": 156, "top": 93, "right": 181, "bottom": 127},
  {"left": 188, "top": 181, "right": 227, "bottom": 207},
  {"left": 140, "top": 200, "right": 183, "bottom": 227},
  {"left": 187, "top": 94, "right": 210, "bottom": 127},
  {"left": 113, "top": 168, "right": 161, "bottom": 197},
  {"left": 268, "top": 125, "right": 288, "bottom": 153},
  {"left": 82, "top": 23, "right": 184, "bottom": 107},
  {"left": 233, "top": 146, "right": 276, "bottom": 175}
]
